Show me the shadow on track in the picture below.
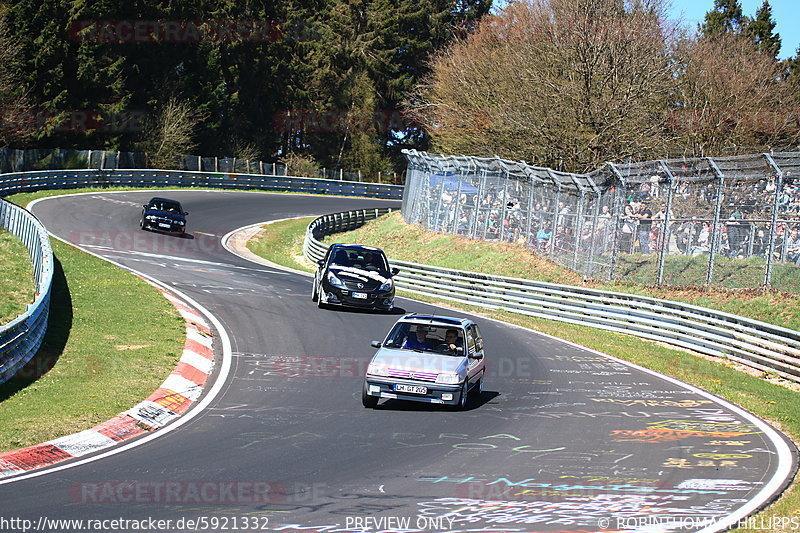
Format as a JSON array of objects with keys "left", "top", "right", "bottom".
[{"left": 370, "top": 391, "right": 500, "bottom": 412}]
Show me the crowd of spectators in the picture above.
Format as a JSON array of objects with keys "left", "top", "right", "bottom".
[{"left": 424, "top": 167, "right": 800, "bottom": 265}]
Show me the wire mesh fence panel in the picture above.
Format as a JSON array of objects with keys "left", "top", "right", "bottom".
[{"left": 402, "top": 149, "right": 800, "bottom": 291}]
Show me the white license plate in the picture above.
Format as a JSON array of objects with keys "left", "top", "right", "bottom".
[
  {"left": 352, "top": 292, "right": 368, "bottom": 299},
  {"left": 395, "top": 384, "right": 427, "bottom": 394},
  {"left": 158, "top": 223, "right": 171, "bottom": 228}
]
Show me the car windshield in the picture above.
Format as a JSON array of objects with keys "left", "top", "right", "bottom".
[
  {"left": 149, "top": 200, "right": 182, "bottom": 214},
  {"left": 331, "top": 248, "right": 389, "bottom": 272},
  {"left": 383, "top": 322, "right": 464, "bottom": 355}
]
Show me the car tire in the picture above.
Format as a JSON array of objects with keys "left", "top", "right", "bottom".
[
  {"left": 457, "top": 381, "right": 469, "bottom": 410},
  {"left": 474, "top": 376, "right": 483, "bottom": 398},
  {"left": 311, "top": 279, "right": 319, "bottom": 302},
  {"left": 362, "top": 383, "right": 378, "bottom": 408}
]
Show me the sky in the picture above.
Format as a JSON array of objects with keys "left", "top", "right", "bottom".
[
  {"left": 491, "top": 0, "right": 800, "bottom": 60},
  {"left": 673, "top": 0, "right": 799, "bottom": 59}
]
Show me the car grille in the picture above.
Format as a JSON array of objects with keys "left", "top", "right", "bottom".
[
  {"left": 388, "top": 369, "right": 438, "bottom": 382},
  {"left": 343, "top": 279, "right": 381, "bottom": 291}
]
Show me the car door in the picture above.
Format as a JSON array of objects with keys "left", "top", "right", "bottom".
[{"left": 465, "top": 325, "right": 485, "bottom": 381}]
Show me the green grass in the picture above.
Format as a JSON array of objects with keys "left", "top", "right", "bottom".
[
  {"left": 0, "top": 228, "right": 34, "bottom": 325},
  {"left": 614, "top": 253, "right": 800, "bottom": 292},
  {"left": 0, "top": 193, "right": 185, "bottom": 452},
  {"left": 247, "top": 214, "right": 800, "bottom": 533},
  {"left": 246, "top": 217, "right": 316, "bottom": 272}
]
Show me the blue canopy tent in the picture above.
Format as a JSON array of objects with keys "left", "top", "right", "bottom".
[{"left": 427, "top": 173, "right": 479, "bottom": 194}]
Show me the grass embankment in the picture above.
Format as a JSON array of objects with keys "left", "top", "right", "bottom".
[
  {"left": 246, "top": 217, "right": 314, "bottom": 272},
  {"left": 248, "top": 212, "right": 800, "bottom": 533},
  {"left": 0, "top": 228, "right": 35, "bottom": 325},
  {"left": 0, "top": 192, "right": 185, "bottom": 452}
]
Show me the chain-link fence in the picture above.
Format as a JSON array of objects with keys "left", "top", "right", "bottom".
[
  {"left": 402, "top": 149, "right": 800, "bottom": 291},
  {"left": 0, "top": 147, "right": 386, "bottom": 182}
]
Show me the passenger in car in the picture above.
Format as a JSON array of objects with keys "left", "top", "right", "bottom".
[{"left": 402, "top": 325, "right": 436, "bottom": 351}]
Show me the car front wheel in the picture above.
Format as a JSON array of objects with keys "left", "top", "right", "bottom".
[
  {"left": 362, "top": 383, "right": 378, "bottom": 408},
  {"left": 311, "top": 279, "right": 319, "bottom": 302},
  {"left": 457, "top": 381, "right": 469, "bottom": 410}
]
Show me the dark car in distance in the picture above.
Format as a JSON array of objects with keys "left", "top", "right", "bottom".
[
  {"left": 140, "top": 197, "right": 188, "bottom": 235},
  {"left": 312, "top": 244, "right": 398, "bottom": 311}
]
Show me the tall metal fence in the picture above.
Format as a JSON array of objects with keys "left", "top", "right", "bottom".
[
  {"left": 402, "top": 150, "right": 800, "bottom": 291},
  {"left": 0, "top": 147, "right": 391, "bottom": 182}
]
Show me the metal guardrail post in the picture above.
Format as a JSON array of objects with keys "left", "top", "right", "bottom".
[
  {"left": 470, "top": 170, "right": 486, "bottom": 239},
  {"left": 547, "top": 170, "right": 561, "bottom": 259},
  {"left": 498, "top": 170, "right": 510, "bottom": 241},
  {"left": 453, "top": 174, "right": 464, "bottom": 235},
  {"left": 606, "top": 162, "right": 626, "bottom": 281},
  {"left": 763, "top": 153, "right": 784, "bottom": 287},
  {"left": 657, "top": 161, "right": 677, "bottom": 285},
  {"left": 524, "top": 169, "right": 536, "bottom": 247},
  {"left": 706, "top": 158, "right": 726, "bottom": 286},
  {"left": 584, "top": 182, "right": 602, "bottom": 280},
  {"left": 433, "top": 170, "right": 446, "bottom": 231}
]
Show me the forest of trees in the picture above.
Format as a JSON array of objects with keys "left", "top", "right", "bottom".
[
  {"left": 407, "top": 0, "right": 800, "bottom": 173},
  {"left": 0, "top": 0, "right": 491, "bottom": 175},
  {"left": 0, "top": 0, "right": 799, "bottom": 176}
]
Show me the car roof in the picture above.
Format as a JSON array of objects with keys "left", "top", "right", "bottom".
[
  {"left": 397, "top": 314, "right": 473, "bottom": 328},
  {"left": 330, "top": 243, "right": 384, "bottom": 253},
  {"left": 147, "top": 197, "right": 182, "bottom": 205}
]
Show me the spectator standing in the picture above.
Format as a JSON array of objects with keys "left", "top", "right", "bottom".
[
  {"left": 620, "top": 203, "right": 636, "bottom": 253},
  {"left": 635, "top": 202, "right": 653, "bottom": 254}
]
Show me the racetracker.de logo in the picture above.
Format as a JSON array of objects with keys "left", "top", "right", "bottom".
[
  {"left": 72, "top": 481, "right": 287, "bottom": 504},
  {"left": 69, "top": 20, "right": 284, "bottom": 43}
]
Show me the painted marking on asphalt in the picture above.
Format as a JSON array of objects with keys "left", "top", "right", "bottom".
[{"left": 81, "top": 245, "right": 288, "bottom": 275}]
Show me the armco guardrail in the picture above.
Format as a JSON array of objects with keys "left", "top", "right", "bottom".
[
  {"left": 305, "top": 209, "right": 800, "bottom": 383},
  {"left": 0, "top": 169, "right": 404, "bottom": 199},
  {"left": 0, "top": 199, "right": 53, "bottom": 384}
]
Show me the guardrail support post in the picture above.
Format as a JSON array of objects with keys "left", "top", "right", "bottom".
[
  {"left": 605, "top": 162, "right": 627, "bottom": 281},
  {"left": 656, "top": 161, "right": 677, "bottom": 285},
  {"left": 706, "top": 158, "right": 726, "bottom": 286},
  {"left": 763, "top": 153, "right": 784, "bottom": 287}
]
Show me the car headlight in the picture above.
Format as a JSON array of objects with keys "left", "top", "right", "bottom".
[
  {"left": 378, "top": 279, "right": 393, "bottom": 292},
  {"left": 176, "top": 220, "right": 185, "bottom": 225},
  {"left": 327, "top": 271, "right": 346, "bottom": 288},
  {"left": 367, "top": 362, "right": 390, "bottom": 377},
  {"left": 436, "top": 373, "right": 461, "bottom": 385},
  {"left": 146, "top": 215, "right": 157, "bottom": 221}
]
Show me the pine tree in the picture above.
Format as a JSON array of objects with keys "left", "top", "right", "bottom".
[
  {"left": 746, "top": 0, "right": 781, "bottom": 60},
  {"left": 699, "top": 0, "right": 747, "bottom": 38}
]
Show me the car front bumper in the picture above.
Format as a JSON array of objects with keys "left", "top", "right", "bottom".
[
  {"left": 321, "top": 285, "right": 394, "bottom": 309},
  {"left": 143, "top": 219, "right": 185, "bottom": 233},
  {"left": 364, "top": 376, "right": 464, "bottom": 405}
]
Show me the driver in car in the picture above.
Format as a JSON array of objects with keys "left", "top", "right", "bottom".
[{"left": 438, "top": 328, "right": 464, "bottom": 354}]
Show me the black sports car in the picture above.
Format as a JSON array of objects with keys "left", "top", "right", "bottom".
[
  {"left": 140, "top": 197, "right": 188, "bottom": 235},
  {"left": 312, "top": 244, "right": 399, "bottom": 311}
]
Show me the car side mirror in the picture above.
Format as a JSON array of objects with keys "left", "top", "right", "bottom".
[
  {"left": 183, "top": 211, "right": 189, "bottom": 216},
  {"left": 371, "top": 341, "right": 382, "bottom": 348},
  {"left": 391, "top": 268, "right": 400, "bottom": 275},
  {"left": 142, "top": 204, "right": 148, "bottom": 209},
  {"left": 317, "top": 260, "right": 324, "bottom": 267},
  {"left": 470, "top": 352, "right": 483, "bottom": 360}
]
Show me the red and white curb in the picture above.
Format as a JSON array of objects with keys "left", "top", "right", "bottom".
[{"left": 0, "top": 280, "right": 215, "bottom": 478}]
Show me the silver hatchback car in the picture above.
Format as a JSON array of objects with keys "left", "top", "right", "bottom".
[{"left": 362, "top": 314, "right": 486, "bottom": 409}]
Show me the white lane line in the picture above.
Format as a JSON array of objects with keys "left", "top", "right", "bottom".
[{"left": 82, "top": 245, "right": 288, "bottom": 275}]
